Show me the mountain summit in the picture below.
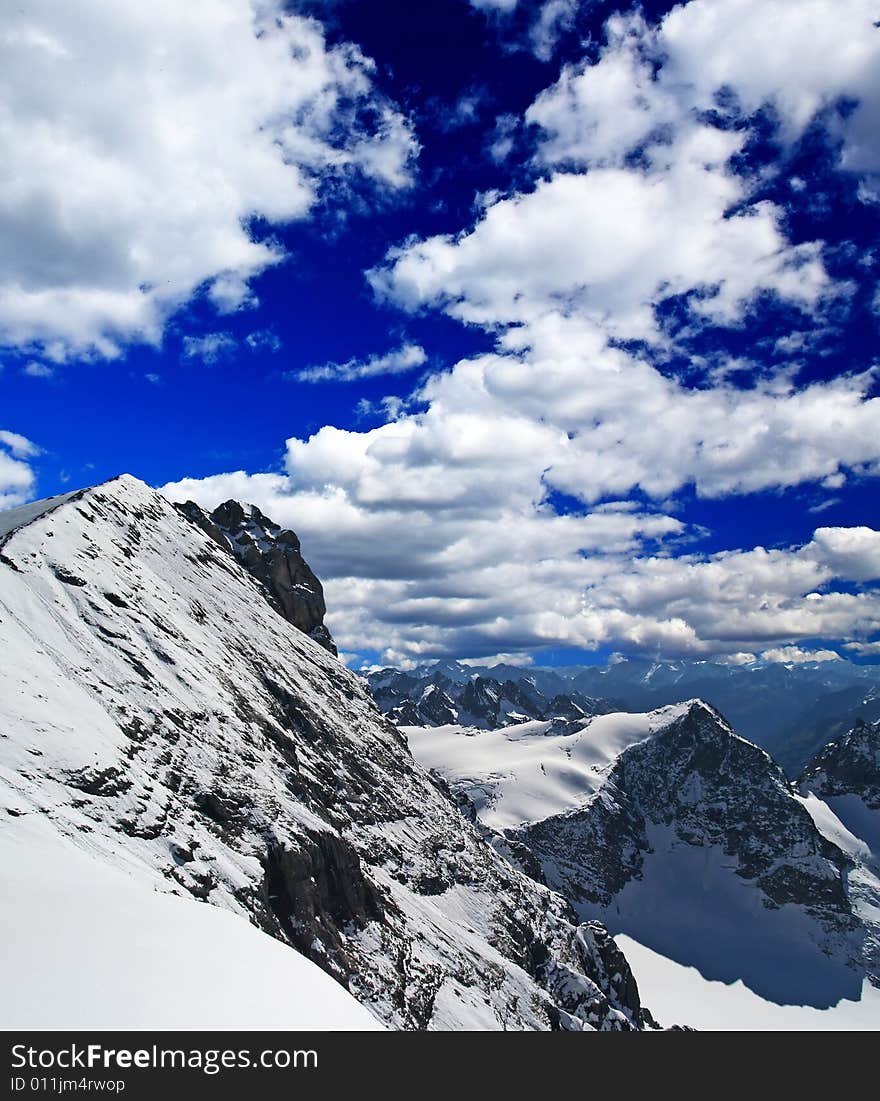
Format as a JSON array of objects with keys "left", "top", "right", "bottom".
[
  {"left": 176, "top": 497, "right": 337, "bottom": 654},
  {"left": 0, "top": 475, "right": 658, "bottom": 1031}
]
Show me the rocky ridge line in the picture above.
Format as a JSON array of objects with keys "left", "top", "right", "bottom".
[{"left": 177, "top": 498, "right": 337, "bottom": 654}]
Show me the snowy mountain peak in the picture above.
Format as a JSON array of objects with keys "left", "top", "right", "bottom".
[
  {"left": 647, "top": 697, "right": 778, "bottom": 762},
  {"left": 378, "top": 656, "right": 880, "bottom": 775},
  {"left": 0, "top": 474, "right": 662, "bottom": 1031},
  {"left": 800, "top": 719, "right": 880, "bottom": 813},
  {"left": 407, "top": 698, "right": 880, "bottom": 1016},
  {"left": 367, "top": 664, "right": 614, "bottom": 730},
  {"left": 176, "top": 495, "right": 336, "bottom": 654},
  {"left": 513, "top": 700, "right": 852, "bottom": 914},
  {"left": 0, "top": 472, "right": 140, "bottom": 544}
]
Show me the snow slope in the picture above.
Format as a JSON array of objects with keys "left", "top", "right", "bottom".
[
  {"left": 0, "top": 475, "right": 656, "bottom": 1031},
  {"left": 405, "top": 704, "right": 691, "bottom": 831},
  {"left": 799, "top": 792, "right": 879, "bottom": 872},
  {"left": 617, "top": 936, "right": 880, "bottom": 1031},
  {"left": 0, "top": 815, "right": 382, "bottom": 1031},
  {"left": 0, "top": 488, "right": 82, "bottom": 539},
  {"left": 799, "top": 719, "right": 880, "bottom": 871}
]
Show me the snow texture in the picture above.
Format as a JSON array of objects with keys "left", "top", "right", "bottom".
[
  {"left": 0, "top": 815, "right": 382, "bottom": 1031},
  {"left": 0, "top": 475, "right": 654, "bottom": 1031},
  {"left": 405, "top": 705, "right": 691, "bottom": 831},
  {"left": 0, "top": 488, "right": 83, "bottom": 539}
]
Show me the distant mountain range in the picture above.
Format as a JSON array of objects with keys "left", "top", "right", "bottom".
[
  {"left": 365, "top": 657, "right": 880, "bottom": 773},
  {"left": 367, "top": 664, "right": 612, "bottom": 732}
]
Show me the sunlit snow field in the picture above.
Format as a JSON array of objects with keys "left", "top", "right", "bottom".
[{"left": 0, "top": 816, "right": 382, "bottom": 1031}]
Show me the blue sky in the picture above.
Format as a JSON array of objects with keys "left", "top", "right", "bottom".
[{"left": 1, "top": 0, "right": 879, "bottom": 668}]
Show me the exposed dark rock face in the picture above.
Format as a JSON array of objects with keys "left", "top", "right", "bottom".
[
  {"left": 515, "top": 779, "right": 647, "bottom": 909},
  {"left": 531, "top": 919, "right": 658, "bottom": 1031},
  {"left": 388, "top": 684, "right": 458, "bottom": 727},
  {"left": 263, "top": 830, "right": 388, "bottom": 972},
  {"left": 176, "top": 498, "right": 336, "bottom": 654},
  {"left": 385, "top": 698, "right": 424, "bottom": 726},
  {"left": 799, "top": 719, "right": 880, "bottom": 810},
  {"left": 546, "top": 694, "right": 591, "bottom": 722},
  {"left": 459, "top": 677, "right": 530, "bottom": 726},
  {"left": 512, "top": 703, "right": 855, "bottom": 925},
  {"left": 574, "top": 922, "right": 650, "bottom": 1025}
]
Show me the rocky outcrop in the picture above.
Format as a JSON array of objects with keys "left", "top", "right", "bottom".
[
  {"left": 368, "top": 666, "right": 611, "bottom": 730},
  {"left": 262, "top": 830, "right": 388, "bottom": 972},
  {"left": 387, "top": 684, "right": 458, "bottom": 727},
  {"left": 799, "top": 719, "right": 880, "bottom": 810},
  {"left": 536, "top": 920, "right": 658, "bottom": 1031},
  {"left": 385, "top": 699, "right": 424, "bottom": 726},
  {"left": 176, "top": 498, "right": 336, "bottom": 654},
  {"left": 512, "top": 703, "right": 855, "bottom": 924},
  {"left": 574, "top": 922, "right": 650, "bottom": 1025}
]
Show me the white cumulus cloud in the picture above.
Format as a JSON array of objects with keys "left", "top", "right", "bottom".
[
  {"left": 161, "top": 434, "right": 880, "bottom": 665},
  {"left": 0, "top": 0, "right": 416, "bottom": 361},
  {"left": 374, "top": 119, "right": 829, "bottom": 347},
  {"left": 760, "top": 646, "right": 842, "bottom": 664},
  {"left": 807, "top": 526, "right": 880, "bottom": 583},
  {"left": 528, "top": 1, "right": 880, "bottom": 178},
  {"left": 158, "top": 0, "right": 880, "bottom": 664},
  {"left": 0, "top": 431, "right": 41, "bottom": 509}
]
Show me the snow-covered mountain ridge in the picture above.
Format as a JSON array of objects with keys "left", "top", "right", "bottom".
[
  {"left": 0, "top": 475, "right": 660, "bottom": 1031},
  {"left": 407, "top": 704, "right": 695, "bottom": 831},
  {"left": 405, "top": 702, "right": 880, "bottom": 1027},
  {"left": 799, "top": 719, "right": 880, "bottom": 875},
  {"left": 367, "top": 665, "right": 612, "bottom": 731},
  {"left": 372, "top": 658, "right": 880, "bottom": 772},
  {"left": 801, "top": 719, "right": 880, "bottom": 812}
]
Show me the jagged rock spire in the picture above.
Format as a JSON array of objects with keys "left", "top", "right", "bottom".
[{"left": 177, "top": 498, "right": 337, "bottom": 655}]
